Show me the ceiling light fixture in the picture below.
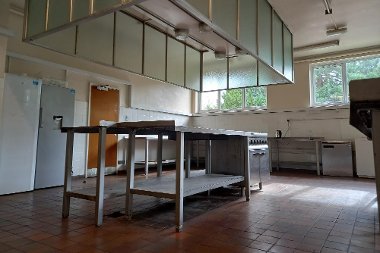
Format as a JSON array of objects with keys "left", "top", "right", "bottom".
[
  {"left": 235, "top": 47, "right": 248, "bottom": 55},
  {"left": 326, "top": 26, "right": 347, "bottom": 36},
  {"left": 199, "top": 23, "right": 212, "bottom": 33},
  {"left": 294, "top": 40, "right": 339, "bottom": 52},
  {"left": 323, "top": 0, "right": 332, "bottom": 14},
  {"left": 174, "top": 28, "right": 189, "bottom": 41},
  {"left": 214, "top": 51, "right": 226, "bottom": 59}
]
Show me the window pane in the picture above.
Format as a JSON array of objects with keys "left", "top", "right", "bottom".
[
  {"left": 229, "top": 55, "right": 257, "bottom": 89},
  {"left": 27, "top": 0, "right": 47, "bottom": 37},
  {"left": 47, "top": 0, "right": 69, "bottom": 30},
  {"left": 72, "top": 0, "right": 89, "bottom": 20},
  {"left": 93, "top": 0, "right": 122, "bottom": 12},
  {"left": 258, "top": 61, "right": 288, "bottom": 86},
  {"left": 245, "top": 87, "right": 267, "bottom": 108},
  {"left": 347, "top": 56, "right": 380, "bottom": 100},
  {"left": 186, "top": 46, "right": 201, "bottom": 91},
  {"left": 201, "top": 91, "right": 218, "bottom": 110},
  {"left": 167, "top": 37, "right": 185, "bottom": 86},
  {"left": 185, "top": 0, "right": 209, "bottom": 18},
  {"left": 203, "top": 51, "right": 228, "bottom": 91},
  {"left": 144, "top": 26, "right": 166, "bottom": 81},
  {"left": 239, "top": 0, "right": 257, "bottom": 54},
  {"left": 114, "top": 13, "right": 143, "bottom": 74},
  {"left": 283, "top": 26, "right": 293, "bottom": 81},
  {"left": 313, "top": 64, "right": 344, "bottom": 105},
  {"left": 34, "top": 27, "right": 76, "bottom": 55},
  {"left": 258, "top": 0, "right": 272, "bottom": 65},
  {"left": 213, "top": 0, "right": 238, "bottom": 39},
  {"left": 76, "top": 14, "right": 114, "bottom": 65},
  {"left": 220, "top": 89, "right": 243, "bottom": 110},
  {"left": 272, "top": 12, "right": 283, "bottom": 73},
  {"left": 347, "top": 57, "right": 380, "bottom": 83}
]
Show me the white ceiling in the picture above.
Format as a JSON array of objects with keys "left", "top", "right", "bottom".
[
  {"left": 10, "top": 0, "right": 380, "bottom": 60},
  {"left": 268, "top": 0, "right": 380, "bottom": 60}
]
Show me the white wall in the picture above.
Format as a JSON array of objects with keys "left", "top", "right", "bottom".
[
  {"left": 192, "top": 107, "right": 364, "bottom": 140},
  {"left": 192, "top": 53, "right": 377, "bottom": 141},
  {"left": 0, "top": 8, "right": 193, "bottom": 178}
]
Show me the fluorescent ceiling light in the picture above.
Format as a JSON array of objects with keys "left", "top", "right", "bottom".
[
  {"left": 174, "top": 28, "right": 189, "bottom": 41},
  {"left": 294, "top": 40, "right": 339, "bottom": 52},
  {"left": 326, "top": 27, "right": 347, "bottom": 36}
]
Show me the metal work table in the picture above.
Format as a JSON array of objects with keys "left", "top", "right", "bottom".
[
  {"left": 124, "top": 135, "right": 173, "bottom": 177},
  {"left": 268, "top": 137, "right": 324, "bottom": 175},
  {"left": 61, "top": 121, "right": 253, "bottom": 232}
]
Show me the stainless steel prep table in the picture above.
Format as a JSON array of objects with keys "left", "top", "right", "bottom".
[
  {"left": 61, "top": 121, "right": 253, "bottom": 231},
  {"left": 268, "top": 137, "right": 324, "bottom": 175},
  {"left": 61, "top": 121, "right": 176, "bottom": 227}
]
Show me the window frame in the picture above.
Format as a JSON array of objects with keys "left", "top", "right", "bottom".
[
  {"left": 310, "top": 54, "right": 380, "bottom": 107},
  {"left": 199, "top": 87, "right": 268, "bottom": 113}
]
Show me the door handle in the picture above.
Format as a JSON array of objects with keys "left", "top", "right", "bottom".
[
  {"left": 53, "top": 115, "right": 63, "bottom": 129},
  {"left": 39, "top": 107, "right": 43, "bottom": 128}
]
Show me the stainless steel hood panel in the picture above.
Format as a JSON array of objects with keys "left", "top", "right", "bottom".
[{"left": 137, "top": 0, "right": 239, "bottom": 54}]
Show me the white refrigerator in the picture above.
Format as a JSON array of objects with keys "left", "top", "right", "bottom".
[{"left": 0, "top": 74, "right": 41, "bottom": 195}]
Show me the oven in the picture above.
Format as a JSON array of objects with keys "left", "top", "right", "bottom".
[{"left": 249, "top": 134, "right": 270, "bottom": 190}]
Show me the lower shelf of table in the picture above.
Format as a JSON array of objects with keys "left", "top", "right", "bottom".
[
  {"left": 131, "top": 174, "right": 244, "bottom": 199},
  {"left": 65, "top": 173, "right": 244, "bottom": 201}
]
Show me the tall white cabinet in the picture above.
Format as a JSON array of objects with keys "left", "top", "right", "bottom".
[{"left": 0, "top": 74, "right": 41, "bottom": 195}]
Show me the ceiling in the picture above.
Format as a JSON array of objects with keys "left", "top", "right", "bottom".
[
  {"left": 10, "top": 0, "right": 380, "bottom": 61},
  {"left": 268, "top": 0, "right": 380, "bottom": 60}
]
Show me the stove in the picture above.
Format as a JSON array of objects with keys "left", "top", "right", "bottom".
[{"left": 248, "top": 133, "right": 269, "bottom": 190}]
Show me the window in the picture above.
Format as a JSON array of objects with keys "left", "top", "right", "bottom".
[
  {"left": 200, "top": 87, "right": 267, "bottom": 112},
  {"left": 311, "top": 55, "right": 380, "bottom": 106}
]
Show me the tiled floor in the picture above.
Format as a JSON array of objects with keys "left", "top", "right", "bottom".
[{"left": 0, "top": 170, "right": 379, "bottom": 253}]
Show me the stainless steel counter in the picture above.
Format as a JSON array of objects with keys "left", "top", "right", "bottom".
[
  {"left": 268, "top": 137, "right": 324, "bottom": 175},
  {"left": 61, "top": 121, "right": 255, "bottom": 231}
]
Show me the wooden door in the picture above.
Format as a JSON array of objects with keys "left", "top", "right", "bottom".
[{"left": 88, "top": 85, "right": 119, "bottom": 169}]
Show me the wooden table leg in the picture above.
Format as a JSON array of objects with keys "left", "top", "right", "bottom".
[
  {"left": 95, "top": 127, "right": 106, "bottom": 226},
  {"left": 126, "top": 133, "right": 135, "bottom": 219},
  {"left": 175, "top": 131, "right": 184, "bottom": 232},
  {"left": 62, "top": 130, "right": 74, "bottom": 218}
]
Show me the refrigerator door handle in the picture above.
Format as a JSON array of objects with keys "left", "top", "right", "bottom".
[
  {"left": 53, "top": 115, "right": 63, "bottom": 129},
  {"left": 39, "top": 107, "right": 43, "bottom": 128}
]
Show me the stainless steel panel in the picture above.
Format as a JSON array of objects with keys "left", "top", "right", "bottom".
[
  {"left": 210, "top": 137, "right": 245, "bottom": 176},
  {"left": 34, "top": 84, "right": 75, "bottom": 189},
  {"left": 322, "top": 142, "right": 353, "bottom": 177},
  {"left": 249, "top": 148, "right": 269, "bottom": 189}
]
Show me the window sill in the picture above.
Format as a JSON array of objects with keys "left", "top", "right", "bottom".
[
  {"left": 194, "top": 108, "right": 268, "bottom": 116},
  {"left": 309, "top": 103, "right": 350, "bottom": 110}
]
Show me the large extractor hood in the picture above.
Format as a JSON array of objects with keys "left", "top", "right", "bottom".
[{"left": 23, "top": 0, "right": 294, "bottom": 92}]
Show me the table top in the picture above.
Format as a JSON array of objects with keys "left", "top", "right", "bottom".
[
  {"left": 268, "top": 137, "right": 324, "bottom": 142},
  {"left": 62, "top": 120, "right": 265, "bottom": 137}
]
